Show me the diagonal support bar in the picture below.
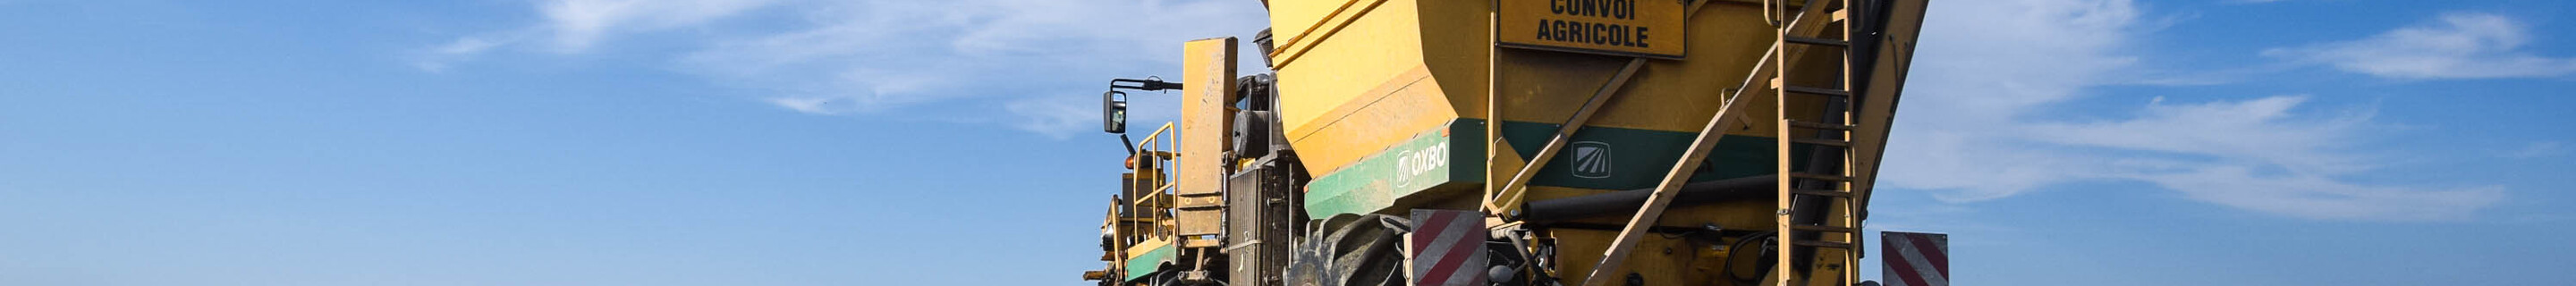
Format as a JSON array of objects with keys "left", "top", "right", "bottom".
[
  {"left": 1581, "top": 1, "right": 1843, "bottom": 285},
  {"left": 1482, "top": 57, "right": 1648, "bottom": 215},
  {"left": 1575, "top": 76, "right": 1756, "bottom": 286},
  {"left": 1489, "top": 0, "right": 1728, "bottom": 217}
]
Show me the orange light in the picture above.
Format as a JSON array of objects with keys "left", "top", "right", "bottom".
[{"left": 1125, "top": 156, "right": 1138, "bottom": 169}]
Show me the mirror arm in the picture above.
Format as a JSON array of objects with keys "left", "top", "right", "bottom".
[
  {"left": 1109, "top": 78, "right": 1184, "bottom": 92},
  {"left": 1120, "top": 134, "right": 1138, "bottom": 156}
]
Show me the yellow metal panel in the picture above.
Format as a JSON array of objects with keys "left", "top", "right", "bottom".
[
  {"left": 1277, "top": 0, "right": 1427, "bottom": 135},
  {"left": 1486, "top": 6, "right": 1786, "bottom": 136},
  {"left": 1546, "top": 228, "right": 1707, "bottom": 286},
  {"left": 1267, "top": 0, "right": 1383, "bottom": 65},
  {"left": 1272, "top": 1, "right": 1854, "bottom": 196},
  {"left": 1275, "top": 0, "right": 1445, "bottom": 176},
  {"left": 1419, "top": 0, "right": 1494, "bottom": 121},
  {"left": 1151, "top": 0, "right": 1926, "bottom": 283},
  {"left": 1275, "top": 0, "right": 1813, "bottom": 186},
  {"left": 1497, "top": 0, "right": 1690, "bottom": 58},
  {"left": 1284, "top": 66, "right": 1462, "bottom": 176},
  {"left": 1852, "top": 0, "right": 1932, "bottom": 200},
  {"left": 1123, "top": 238, "right": 1172, "bottom": 261},
  {"left": 1177, "top": 38, "right": 1238, "bottom": 237}
]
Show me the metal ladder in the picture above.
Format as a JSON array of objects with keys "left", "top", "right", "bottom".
[{"left": 1769, "top": 0, "right": 1862, "bottom": 285}]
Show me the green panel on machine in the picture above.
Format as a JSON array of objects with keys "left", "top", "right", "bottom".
[
  {"left": 1122, "top": 243, "right": 1176, "bottom": 282},
  {"left": 1493, "top": 120, "right": 1797, "bottom": 191},
  {"left": 1303, "top": 120, "right": 1486, "bottom": 219},
  {"left": 1302, "top": 119, "right": 1802, "bottom": 218}
]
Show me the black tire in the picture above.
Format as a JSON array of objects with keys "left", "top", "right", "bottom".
[{"left": 1291, "top": 214, "right": 1413, "bottom": 286}]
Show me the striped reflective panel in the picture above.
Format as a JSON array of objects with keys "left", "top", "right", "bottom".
[
  {"left": 1881, "top": 231, "right": 1950, "bottom": 286},
  {"left": 1407, "top": 209, "right": 1488, "bottom": 286}
]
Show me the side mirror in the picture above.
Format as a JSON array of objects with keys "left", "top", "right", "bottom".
[{"left": 1103, "top": 90, "right": 1129, "bottom": 134}]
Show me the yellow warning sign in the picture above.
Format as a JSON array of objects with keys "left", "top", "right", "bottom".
[{"left": 1499, "top": 0, "right": 1689, "bottom": 58}]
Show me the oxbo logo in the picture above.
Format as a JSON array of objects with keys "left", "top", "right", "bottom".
[
  {"left": 1393, "top": 143, "right": 1450, "bottom": 189},
  {"left": 1570, "top": 141, "right": 1613, "bottom": 179}
]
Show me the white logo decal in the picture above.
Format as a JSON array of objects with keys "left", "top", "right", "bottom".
[
  {"left": 1394, "top": 143, "right": 1450, "bottom": 189},
  {"left": 1571, "top": 141, "right": 1613, "bottom": 179}
]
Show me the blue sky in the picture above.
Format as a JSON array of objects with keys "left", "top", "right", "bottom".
[{"left": 1, "top": 0, "right": 2570, "bottom": 285}]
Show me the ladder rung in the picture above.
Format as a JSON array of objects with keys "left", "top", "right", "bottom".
[
  {"left": 1767, "top": 78, "right": 1853, "bottom": 98},
  {"left": 1790, "top": 189, "right": 1853, "bottom": 198},
  {"left": 1792, "top": 138, "right": 1852, "bottom": 147},
  {"left": 1832, "top": 10, "right": 1848, "bottom": 23},
  {"left": 1791, "top": 172, "right": 1854, "bottom": 181},
  {"left": 1783, "top": 86, "right": 1852, "bottom": 97},
  {"left": 1787, "top": 121, "right": 1854, "bottom": 130},
  {"left": 1792, "top": 224, "right": 1858, "bottom": 233},
  {"left": 1793, "top": 240, "right": 1855, "bottom": 249},
  {"left": 1784, "top": 37, "right": 1849, "bottom": 47}
]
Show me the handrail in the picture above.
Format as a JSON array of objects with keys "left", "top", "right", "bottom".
[
  {"left": 1123, "top": 121, "right": 1182, "bottom": 238},
  {"left": 1134, "top": 122, "right": 1179, "bottom": 151}
]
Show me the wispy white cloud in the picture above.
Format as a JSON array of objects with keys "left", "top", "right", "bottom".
[
  {"left": 423, "top": 0, "right": 1264, "bottom": 136},
  {"left": 2266, "top": 13, "right": 2576, "bottom": 80},
  {"left": 1883, "top": 0, "right": 2503, "bottom": 221},
  {"left": 2026, "top": 97, "right": 2499, "bottom": 221},
  {"left": 1003, "top": 96, "right": 1102, "bottom": 139},
  {"left": 408, "top": 0, "right": 782, "bottom": 72},
  {"left": 533, "top": 0, "right": 782, "bottom": 53},
  {"left": 409, "top": 36, "right": 507, "bottom": 72},
  {"left": 2023, "top": 96, "right": 2376, "bottom": 175},
  {"left": 2508, "top": 141, "right": 2567, "bottom": 158},
  {"left": 2135, "top": 164, "right": 2502, "bottom": 221},
  {"left": 422, "top": 0, "right": 2509, "bottom": 219},
  {"left": 674, "top": 0, "right": 1263, "bottom": 120},
  {"left": 1883, "top": 0, "right": 2147, "bottom": 200}
]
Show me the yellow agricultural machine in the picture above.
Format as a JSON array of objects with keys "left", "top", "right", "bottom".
[{"left": 1082, "top": 0, "right": 1930, "bottom": 285}]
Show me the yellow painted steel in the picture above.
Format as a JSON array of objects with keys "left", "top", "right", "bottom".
[
  {"left": 1255, "top": 0, "right": 1926, "bottom": 285},
  {"left": 1270, "top": 3, "right": 1803, "bottom": 253},
  {"left": 1276, "top": 0, "right": 1803, "bottom": 179},
  {"left": 1175, "top": 38, "right": 1239, "bottom": 240},
  {"left": 1072, "top": 0, "right": 1923, "bottom": 285},
  {"left": 1496, "top": 0, "right": 1691, "bottom": 57}
]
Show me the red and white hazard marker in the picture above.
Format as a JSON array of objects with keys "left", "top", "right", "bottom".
[
  {"left": 1881, "top": 231, "right": 1949, "bottom": 286},
  {"left": 1407, "top": 209, "right": 1488, "bottom": 286}
]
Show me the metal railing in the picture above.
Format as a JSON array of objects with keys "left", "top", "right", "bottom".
[{"left": 1119, "top": 122, "right": 1181, "bottom": 244}]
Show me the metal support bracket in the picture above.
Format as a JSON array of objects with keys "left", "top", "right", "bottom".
[
  {"left": 1573, "top": 70, "right": 1756, "bottom": 286},
  {"left": 1483, "top": 58, "right": 1648, "bottom": 217}
]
